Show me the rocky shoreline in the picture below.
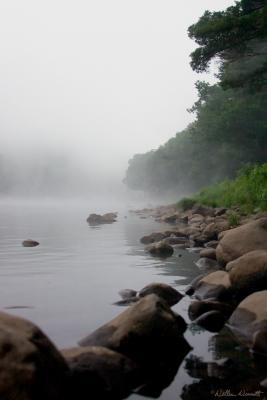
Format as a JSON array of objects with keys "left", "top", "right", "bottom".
[{"left": 2, "top": 203, "right": 267, "bottom": 399}]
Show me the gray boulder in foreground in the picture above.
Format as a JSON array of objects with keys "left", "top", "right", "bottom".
[
  {"left": 228, "top": 290, "right": 267, "bottom": 355},
  {"left": 0, "top": 311, "right": 68, "bottom": 400},
  {"left": 61, "top": 346, "right": 139, "bottom": 399},
  {"left": 79, "top": 294, "right": 190, "bottom": 364}
]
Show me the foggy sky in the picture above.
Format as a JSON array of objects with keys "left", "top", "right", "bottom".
[{"left": 0, "top": 0, "right": 234, "bottom": 182}]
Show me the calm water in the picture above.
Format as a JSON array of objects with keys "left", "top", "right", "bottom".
[{"left": 0, "top": 199, "right": 265, "bottom": 399}]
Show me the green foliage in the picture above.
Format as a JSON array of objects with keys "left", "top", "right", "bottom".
[
  {"left": 177, "top": 197, "right": 196, "bottom": 211},
  {"left": 188, "top": 0, "right": 267, "bottom": 89},
  {"left": 124, "top": 82, "right": 267, "bottom": 193},
  {"left": 227, "top": 211, "right": 241, "bottom": 227},
  {"left": 192, "top": 164, "right": 267, "bottom": 213}
]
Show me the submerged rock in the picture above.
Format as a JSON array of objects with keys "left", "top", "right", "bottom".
[
  {"left": 22, "top": 239, "right": 39, "bottom": 247},
  {"left": 146, "top": 241, "right": 174, "bottom": 258},
  {"left": 195, "top": 257, "right": 219, "bottom": 273},
  {"left": 79, "top": 294, "right": 189, "bottom": 364},
  {"left": 62, "top": 346, "right": 139, "bottom": 400},
  {"left": 140, "top": 232, "right": 166, "bottom": 245},
  {"left": 118, "top": 289, "right": 137, "bottom": 300},
  {"left": 0, "top": 311, "right": 68, "bottom": 400},
  {"left": 138, "top": 283, "right": 183, "bottom": 306}
]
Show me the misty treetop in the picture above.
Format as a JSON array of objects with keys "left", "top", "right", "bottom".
[
  {"left": 188, "top": 0, "right": 267, "bottom": 89},
  {"left": 124, "top": 0, "right": 267, "bottom": 195}
]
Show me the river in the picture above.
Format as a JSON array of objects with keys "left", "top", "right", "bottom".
[{"left": 0, "top": 198, "right": 266, "bottom": 399}]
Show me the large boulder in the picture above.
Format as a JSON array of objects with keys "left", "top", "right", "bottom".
[
  {"left": 87, "top": 213, "right": 117, "bottom": 225},
  {"left": 193, "top": 271, "right": 231, "bottom": 301},
  {"left": 191, "top": 203, "right": 215, "bottom": 217},
  {"left": 79, "top": 295, "right": 189, "bottom": 364},
  {"left": 146, "top": 241, "right": 174, "bottom": 258},
  {"left": 62, "top": 346, "right": 139, "bottom": 399},
  {"left": 228, "top": 290, "right": 267, "bottom": 355},
  {"left": 0, "top": 311, "right": 68, "bottom": 400},
  {"left": 216, "top": 218, "right": 267, "bottom": 265},
  {"left": 227, "top": 250, "right": 267, "bottom": 300},
  {"left": 138, "top": 283, "right": 183, "bottom": 306}
]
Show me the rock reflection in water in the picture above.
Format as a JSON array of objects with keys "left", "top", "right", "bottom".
[{"left": 182, "top": 328, "right": 267, "bottom": 400}]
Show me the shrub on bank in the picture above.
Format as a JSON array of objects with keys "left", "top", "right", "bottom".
[{"left": 177, "top": 164, "right": 267, "bottom": 214}]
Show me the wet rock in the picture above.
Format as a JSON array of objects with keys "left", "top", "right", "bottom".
[
  {"left": 194, "top": 271, "right": 231, "bottom": 301},
  {"left": 186, "top": 247, "right": 203, "bottom": 253},
  {"left": 140, "top": 232, "right": 166, "bottom": 245},
  {"left": 216, "top": 218, "right": 267, "bottom": 265},
  {"left": 0, "top": 311, "right": 68, "bottom": 400},
  {"left": 113, "top": 298, "right": 139, "bottom": 307},
  {"left": 195, "top": 257, "right": 219, "bottom": 273},
  {"left": 146, "top": 241, "right": 174, "bottom": 258},
  {"left": 164, "top": 236, "right": 188, "bottom": 245},
  {"left": 189, "top": 214, "right": 205, "bottom": 224},
  {"left": 87, "top": 213, "right": 117, "bottom": 225},
  {"left": 185, "top": 274, "right": 205, "bottom": 296},
  {"left": 199, "top": 248, "right": 217, "bottom": 260},
  {"left": 202, "top": 223, "right": 218, "bottom": 241},
  {"left": 62, "top": 346, "right": 139, "bottom": 400},
  {"left": 215, "top": 207, "right": 228, "bottom": 217},
  {"left": 191, "top": 203, "right": 215, "bottom": 217},
  {"left": 161, "top": 214, "right": 178, "bottom": 224},
  {"left": 79, "top": 294, "right": 189, "bottom": 364},
  {"left": 193, "top": 310, "right": 226, "bottom": 332},
  {"left": 189, "top": 300, "right": 234, "bottom": 321},
  {"left": 260, "top": 377, "right": 267, "bottom": 389},
  {"left": 138, "top": 283, "right": 183, "bottom": 306},
  {"left": 227, "top": 250, "right": 267, "bottom": 300},
  {"left": 204, "top": 240, "right": 219, "bottom": 249},
  {"left": 228, "top": 290, "right": 267, "bottom": 355},
  {"left": 22, "top": 239, "right": 39, "bottom": 247},
  {"left": 118, "top": 289, "right": 137, "bottom": 300}
]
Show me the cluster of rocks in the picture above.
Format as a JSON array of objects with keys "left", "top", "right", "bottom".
[
  {"left": 87, "top": 212, "right": 118, "bottom": 225},
  {"left": 0, "top": 284, "right": 190, "bottom": 400},
  {"left": 136, "top": 203, "right": 267, "bottom": 358}
]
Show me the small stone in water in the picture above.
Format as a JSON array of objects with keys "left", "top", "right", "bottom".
[{"left": 22, "top": 239, "right": 39, "bottom": 247}]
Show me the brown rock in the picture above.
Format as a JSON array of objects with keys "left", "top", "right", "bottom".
[
  {"left": 138, "top": 283, "right": 183, "bottom": 306},
  {"left": 216, "top": 218, "right": 267, "bottom": 265},
  {"left": 227, "top": 250, "right": 267, "bottom": 299},
  {"left": 0, "top": 311, "right": 68, "bottom": 400},
  {"left": 228, "top": 290, "right": 267, "bottom": 354},
  {"left": 146, "top": 241, "right": 174, "bottom": 258},
  {"left": 79, "top": 295, "right": 189, "bottom": 364},
  {"left": 189, "top": 300, "right": 234, "bottom": 321},
  {"left": 62, "top": 346, "right": 139, "bottom": 399},
  {"left": 22, "top": 239, "right": 39, "bottom": 247},
  {"left": 194, "top": 271, "right": 231, "bottom": 301},
  {"left": 199, "top": 248, "right": 217, "bottom": 260},
  {"left": 140, "top": 232, "right": 166, "bottom": 245}
]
